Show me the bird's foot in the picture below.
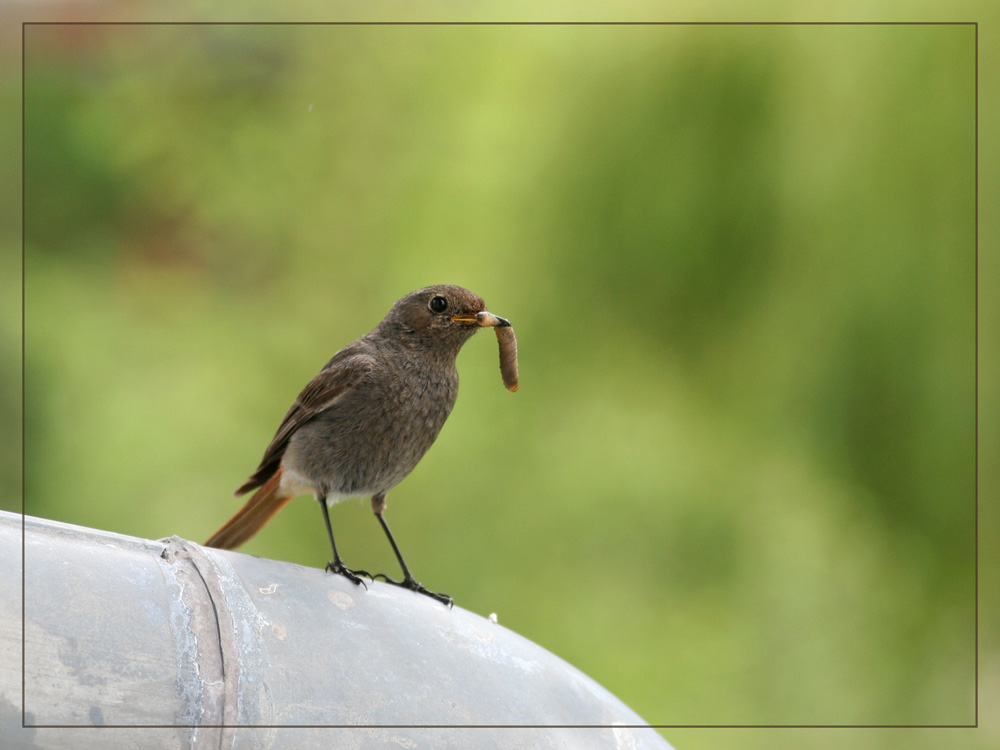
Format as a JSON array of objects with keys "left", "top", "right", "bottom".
[
  {"left": 373, "top": 573, "right": 453, "bottom": 607},
  {"left": 325, "top": 560, "right": 373, "bottom": 589}
]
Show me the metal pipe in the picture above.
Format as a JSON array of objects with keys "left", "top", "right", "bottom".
[{"left": 2, "top": 511, "right": 672, "bottom": 749}]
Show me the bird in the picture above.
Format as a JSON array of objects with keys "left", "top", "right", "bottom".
[{"left": 204, "top": 285, "right": 513, "bottom": 606}]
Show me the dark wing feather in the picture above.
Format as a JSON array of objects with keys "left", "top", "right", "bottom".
[{"left": 234, "top": 352, "right": 376, "bottom": 496}]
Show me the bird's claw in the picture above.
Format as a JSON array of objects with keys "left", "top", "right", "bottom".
[
  {"left": 373, "top": 573, "right": 453, "bottom": 607},
  {"left": 325, "top": 560, "right": 373, "bottom": 589}
]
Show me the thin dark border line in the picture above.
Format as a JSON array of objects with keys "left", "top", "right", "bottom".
[
  {"left": 20, "top": 723, "right": 981, "bottom": 730},
  {"left": 21, "top": 20, "right": 978, "bottom": 27},
  {"left": 20, "top": 18, "right": 27, "bottom": 732},
  {"left": 973, "top": 18, "right": 979, "bottom": 730},
  {"left": 19, "top": 19, "right": 979, "bottom": 732}
]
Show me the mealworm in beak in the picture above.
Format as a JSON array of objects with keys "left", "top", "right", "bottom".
[{"left": 495, "top": 324, "right": 519, "bottom": 392}]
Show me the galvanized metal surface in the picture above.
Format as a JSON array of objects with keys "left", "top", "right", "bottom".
[{"left": 1, "top": 511, "right": 673, "bottom": 749}]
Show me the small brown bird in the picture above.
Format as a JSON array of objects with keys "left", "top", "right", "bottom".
[{"left": 205, "top": 285, "right": 515, "bottom": 606}]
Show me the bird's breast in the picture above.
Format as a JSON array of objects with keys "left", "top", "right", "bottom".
[{"left": 283, "top": 358, "right": 459, "bottom": 497}]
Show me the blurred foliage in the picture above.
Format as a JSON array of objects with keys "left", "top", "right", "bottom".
[{"left": 10, "top": 18, "right": 988, "bottom": 739}]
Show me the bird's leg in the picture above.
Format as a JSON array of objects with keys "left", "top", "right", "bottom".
[
  {"left": 318, "top": 495, "right": 372, "bottom": 588},
  {"left": 369, "top": 493, "right": 453, "bottom": 607}
]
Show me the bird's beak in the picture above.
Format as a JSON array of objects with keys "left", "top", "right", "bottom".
[{"left": 450, "top": 311, "right": 511, "bottom": 327}]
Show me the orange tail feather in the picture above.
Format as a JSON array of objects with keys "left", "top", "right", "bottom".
[{"left": 204, "top": 469, "right": 292, "bottom": 550}]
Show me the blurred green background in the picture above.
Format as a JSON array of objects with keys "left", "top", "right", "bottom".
[{"left": 6, "top": 12, "right": 994, "bottom": 746}]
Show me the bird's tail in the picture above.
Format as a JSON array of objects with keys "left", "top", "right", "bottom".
[{"left": 204, "top": 469, "right": 293, "bottom": 550}]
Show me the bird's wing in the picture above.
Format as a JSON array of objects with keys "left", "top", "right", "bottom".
[{"left": 234, "top": 352, "right": 377, "bottom": 496}]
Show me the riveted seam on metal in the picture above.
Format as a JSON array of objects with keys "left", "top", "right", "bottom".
[{"left": 159, "top": 537, "right": 241, "bottom": 748}]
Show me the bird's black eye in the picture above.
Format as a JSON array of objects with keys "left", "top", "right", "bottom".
[{"left": 429, "top": 296, "right": 448, "bottom": 314}]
